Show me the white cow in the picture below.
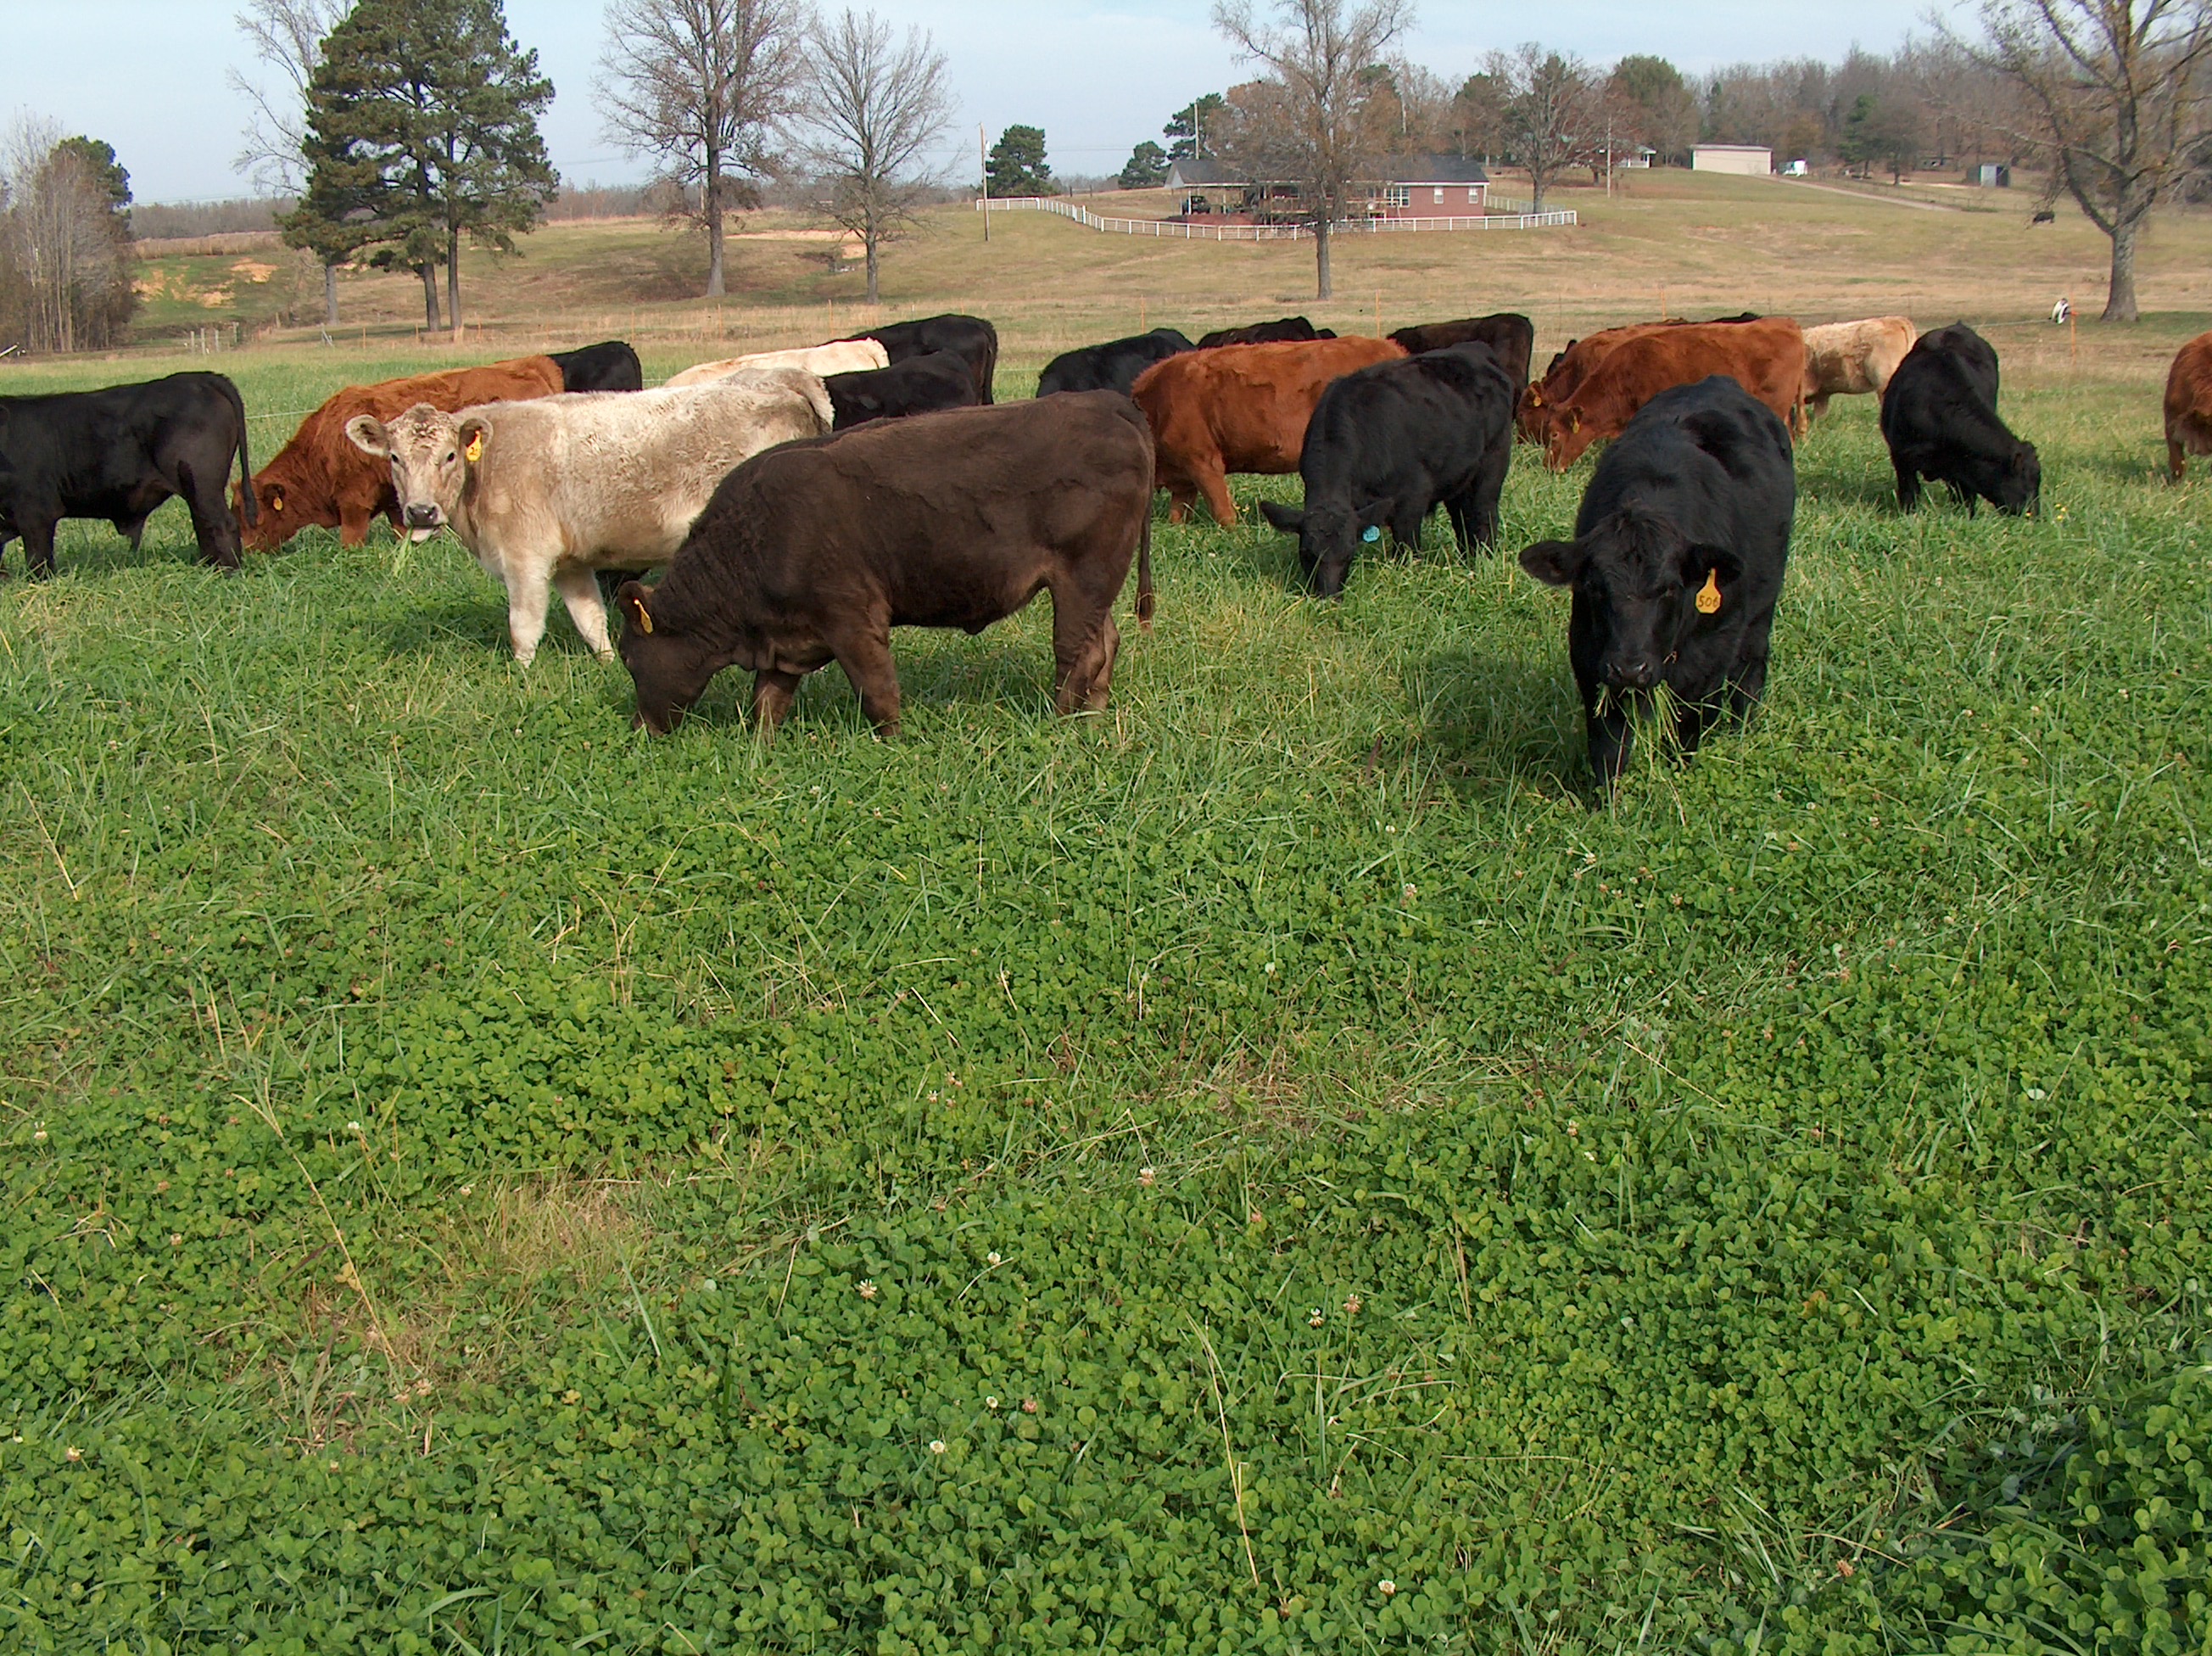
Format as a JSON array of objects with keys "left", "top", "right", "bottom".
[
  {"left": 345, "top": 370, "right": 832, "bottom": 664},
  {"left": 663, "top": 339, "right": 889, "bottom": 388},
  {"left": 1800, "top": 316, "right": 1918, "bottom": 422}
]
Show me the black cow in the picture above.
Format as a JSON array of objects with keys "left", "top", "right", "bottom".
[
  {"left": 613, "top": 392, "right": 1154, "bottom": 738},
  {"left": 1259, "top": 342, "right": 1517, "bottom": 599},
  {"left": 1036, "top": 329, "right": 1197, "bottom": 398},
  {"left": 1519, "top": 376, "right": 1796, "bottom": 788},
  {"left": 0, "top": 372, "right": 256, "bottom": 578},
  {"left": 846, "top": 315, "right": 998, "bottom": 405},
  {"left": 824, "top": 351, "right": 979, "bottom": 430},
  {"left": 1386, "top": 313, "right": 1535, "bottom": 394},
  {"left": 549, "top": 340, "right": 644, "bottom": 393},
  {"left": 1879, "top": 322, "right": 2037, "bottom": 515},
  {"left": 1197, "top": 316, "right": 1336, "bottom": 349}
]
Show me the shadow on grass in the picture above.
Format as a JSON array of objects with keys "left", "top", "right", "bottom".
[
  {"left": 660, "top": 635, "right": 1067, "bottom": 739},
  {"left": 1403, "top": 647, "right": 1590, "bottom": 803}
]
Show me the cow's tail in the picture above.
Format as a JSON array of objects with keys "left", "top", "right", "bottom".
[
  {"left": 1135, "top": 500, "right": 1155, "bottom": 630},
  {"left": 226, "top": 376, "right": 258, "bottom": 526}
]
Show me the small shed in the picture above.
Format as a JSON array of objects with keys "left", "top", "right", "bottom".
[
  {"left": 1973, "top": 163, "right": 2012, "bottom": 187},
  {"left": 1692, "top": 144, "right": 1773, "bottom": 176},
  {"left": 1370, "top": 155, "right": 1489, "bottom": 216}
]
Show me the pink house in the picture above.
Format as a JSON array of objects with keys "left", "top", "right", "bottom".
[{"left": 1369, "top": 157, "right": 1489, "bottom": 218}]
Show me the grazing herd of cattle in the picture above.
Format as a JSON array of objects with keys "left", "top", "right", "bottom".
[{"left": 0, "top": 301, "right": 2197, "bottom": 783}]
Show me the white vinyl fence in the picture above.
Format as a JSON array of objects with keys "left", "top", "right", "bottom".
[{"left": 975, "top": 196, "right": 1578, "bottom": 240}]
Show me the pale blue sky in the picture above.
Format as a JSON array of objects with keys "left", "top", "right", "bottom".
[{"left": 5, "top": 2, "right": 1957, "bottom": 203}]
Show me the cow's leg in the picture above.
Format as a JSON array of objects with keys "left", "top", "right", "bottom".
[
  {"left": 552, "top": 565, "right": 616, "bottom": 661},
  {"left": 751, "top": 669, "right": 802, "bottom": 736},
  {"left": 1198, "top": 465, "right": 1237, "bottom": 528},
  {"left": 20, "top": 518, "right": 59, "bottom": 580},
  {"left": 338, "top": 504, "right": 376, "bottom": 547},
  {"left": 2170, "top": 439, "right": 2189, "bottom": 483},
  {"left": 1893, "top": 462, "right": 1921, "bottom": 512},
  {"left": 505, "top": 572, "right": 555, "bottom": 666},
  {"left": 180, "top": 466, "right": 242, "bottom": 571},
  {"left": 830, "top": 628, "right": 903, "bottom": 737},
  {"left": 1391, "top": 501, "right": 1425, "bottom": 554},
  {"left": 117, "top": 515, "right": 150, "bottom": 552},
  {"left": 1727, "top": 649, "right": 1771, "bottom": 724},
  {"left": 1053, "top": 595, "right": 1120, "bottom": 714},
  {"left": 1585, "top": 685, "right": 1634, "bottom": 792}
]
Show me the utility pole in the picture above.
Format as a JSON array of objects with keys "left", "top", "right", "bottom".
[{"left": 980, "top": 124, "right": 990, "bottom": 242}]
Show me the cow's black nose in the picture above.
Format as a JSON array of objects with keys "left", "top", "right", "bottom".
[
  {"left": 1608, "top": 657, "right": 1661, "bottom": 691},
  {"left": 404, "top": 503, "right": 440, "bottom": 528}
]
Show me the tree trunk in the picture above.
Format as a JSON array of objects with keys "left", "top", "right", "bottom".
[
  {"left": 2103, "top": 218, "right": 2140, "bottom": 322},
  {"left": 323, "top": 261, "right": 338, "bottom": 327},
  {"left": 1314, "top": 216, "right": 1332, "bottom": 301},
  {"left": 420, "top": 264, "right": 442, "bottom": 332},
  {"left": 1530, "top": 170, "right": 1546, "bottom": 213},
  {"left": 864, "top": 231, "right": 880, "bottom": 305},
  {"left": 445, "top": 232, "right": 462, "bottom": 334},
  {"left": 704, "top": 167, "right": 727, "bottom": 299}
]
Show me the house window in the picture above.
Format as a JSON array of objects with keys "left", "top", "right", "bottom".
[
  {"left": 1433, "top": 187, "right": 1446, "bottom": 204},
  {"left": 1382, "top": 186, "right": 1410, "bottom": 209}
]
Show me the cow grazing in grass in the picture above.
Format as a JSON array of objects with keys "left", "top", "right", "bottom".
[
  {"left": 1879, "top": 322, "right": 2037, "bottom": 514},
  {"left": 1521, "top": 314, "right": 1766, "bottom": 441},
  {"left": 613, "top": 392, "right": 1153, "bottom": 738},
  {"left": 1528, "top": 318, "right": 1806, "bottom": 471},
  {"left": 0, "top": 372, "right": 255, "bottom": 577},
  {"left": 1799, "top": 317, "right": 1915, "bottom": 421},
  {"left": 1197, "top": 316, "right": 1334, "bottom": 349},
  {"left": 824, "top": 352, "right": 979, "bottom": 430},
  {"left": 1387, "top": 313, "right": 1536, "bottom": 394},
  {"left": 344, "top": 371, "right": 831, "bottom": 665},
  {"left": 1130, "top": 335, "right": 1407, "bottom": 526},
  {"left": 549, "top": 340, "right": 644, "bottom": 393},
  {"left": 1036, "top": 329, "right": 1197, "bottom": 398},
  {"left": 2164, "top": 331, "right": 2212, "bottom": 480},
  {"left": 1519, "top": 376, "right": 1796, "bottom": 789},
  {"left": 664, "top": 339, "right": 887, "bottom": 388},
  {"left": 1260, "top": 343, "right": 1517, "bottom": 599},
  {"left": 238, "top": 356, "right": 567, "bottom": 551},
  {"left": 844, "top": 315, "right": 1000, "bottom": 405}
]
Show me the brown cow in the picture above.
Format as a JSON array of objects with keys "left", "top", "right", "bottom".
[
  {"left": 1519, "top": 314, "right": 1768, "bottom": 441},
  {"left": 1131, "top": 336, "right": 1406, "bottom": 525},
  {"left": 2165, "top": 331, "right": 2212, "bottom": 481},
  {"left": 1531, "top": 319, "right": 1807, "bottom": 472},
  {"left": 236, "top": 357, "right": 566, "bottom": 551},
  {"left": 1800, "top": 316, "right": 1916, "bottom": 422}
]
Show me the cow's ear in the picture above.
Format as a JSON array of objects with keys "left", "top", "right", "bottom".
[
  {"left": 1354, "top": 499, "right": 1392, "bottom": 534},
  {"left": 457, "top": 415, "right": 490, "bottom": 467},
  {"left": 616, "top": 579, "right": 657, "bottom": 637},
  {"left": 344, "top": 415, "right": 392, "bottom": 458},
  {"left": 1520, "top": 537, "right": 1589, "bottom": 587},
  {"left": 1256, "top": 500, "right": 1304, "bottom": 534}
]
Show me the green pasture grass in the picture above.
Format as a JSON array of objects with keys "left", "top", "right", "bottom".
[{"left": 3, "top": 343, "right": 2212, "bottom": 1654}]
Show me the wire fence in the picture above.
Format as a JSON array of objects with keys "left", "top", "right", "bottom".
[{"left": 973, "top": 196, "right": 1578, "bottom": 240}]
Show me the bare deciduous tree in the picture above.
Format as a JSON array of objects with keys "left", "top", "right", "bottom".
[
  {"left": 796, "top": 8, "right": 955, "bottom": 306},
  {"left": 599, "top": 0, "right": 807, "bottom": 299},
  {"left": 1490, "top": 43, "right": 1593, "bottom": 213},
  {"left": 1957, "top": 0, "right": 2212, "bottom": 321},
  {"left": 231, "top": 0, "right": 346, "bottom": 322},
  {"left": 3, "top": 117, "right": 135, "bottom": 355},
  {"left": 1212, "top": 0, "right": 1416, "bottom": 300}
]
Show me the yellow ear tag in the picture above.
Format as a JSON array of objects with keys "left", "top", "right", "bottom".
[
  {"left": 1696, "top": 569, "right": 1723, "bottom": 615},
  {"left": 271, "top": 491, "right": 284, "bottom": 513},
  {"left": 634, "top": 604, "right": 654, "bottom": 635},
  {"left": 464, "top": 432, "right": 484, "bottom": 464}
]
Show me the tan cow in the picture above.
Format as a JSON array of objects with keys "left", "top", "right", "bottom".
[
  {"left": 664, "top": 340, "right": 889, "bottom": 388},
  {"left": 345, "top": 371, "right": 832, "bottom": 665},
  {"left": 1801, "top": 316, "right": 1916, "bottom": 421}
]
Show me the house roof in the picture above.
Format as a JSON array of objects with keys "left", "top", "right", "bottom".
[
  {"left": 1382, "top": 155, "right": 1489, "bottom": 186},
  {"left": 1165, "top": 158, "right": 1237, "bottom": 188}
]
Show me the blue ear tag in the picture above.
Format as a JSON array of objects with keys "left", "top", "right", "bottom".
[{"left": 1362, "top": 526, "right": 1382, "bottom": 543}]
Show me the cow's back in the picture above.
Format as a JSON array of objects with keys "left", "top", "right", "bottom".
[
  {"left": 1802, "top": 317, "right": 1916, "bottom": 398},
  {"left": 1135, "top": 336, "right": 1408, "bottom": 473},
  {"left": 1553, "top": 320, "right": 1804, "bottom": 467}
]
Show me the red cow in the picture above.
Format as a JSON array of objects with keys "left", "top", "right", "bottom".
[
  {"left": 1529, "top": 319, "right": 1807, "bottom": 472},
  {"left": 236, "top": 356, "right": 567, "bottom": 551},
  {"left": 2165, "top": 331, "right": 2212, "bottom": 481},
  {"left": 1131, "top": 336, "right": 1407, "bottom": 525}
]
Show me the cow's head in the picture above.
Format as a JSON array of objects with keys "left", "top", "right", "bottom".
[
  {"left": 1519, "top": 503, "right": 1741, "bottom": 692},
  {"left": 615, "top": 581, "right": 720, "bottom": 735},
  {"left": 1995, "top": 440, "right": 2042, "bottom": 515},
  {"left": 1258, "top": 496, "right": 1390, "bottom": 600},
  {"left": 236, "top": 471, "right": 324, "bottom": 551},
  {"left": 344, "top": 403, "right": 483, "bottom": 540}
]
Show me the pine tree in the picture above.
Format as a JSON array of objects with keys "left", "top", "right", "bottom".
[
  {"left": 986, "top": 126, "right": 1052, "bottom": 197},
  {"left": 286, "top": 0, "right": 556, "bottom": 332}
]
